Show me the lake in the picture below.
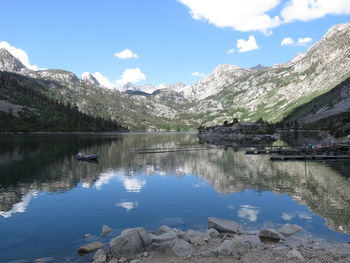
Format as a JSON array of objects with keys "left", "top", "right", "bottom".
[{"left": 0, "top": 133, "right": 350, "bottom": 262}]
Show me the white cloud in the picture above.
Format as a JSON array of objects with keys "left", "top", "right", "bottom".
[
  {"left": 114, "top": 49, "right": 138, "bottom": 59},
  {"left": 191, "top": 72, "right": 206, "bottom": 78},
  {"left": 281, "top": 37, "right": 312, "bottom": 46},
  {"left": 281, "top": 37, "right": 295, "bottom": 46},
  {"left": 91, "top": 72, "right": 115, "bottom": 89},
  {"left": 281, "top": 0, "right": 350, "bottom": 22},
  {"left": 297, "top": 37, "right": 312, "bottom": 45},
  {"left": 116, "top": 200, "right": 138, "bottom": 212},
  {"left": 0, "top": 41, "right": 39, "bottom": 70},
  {"left": 227, "top": 48, "right": 235, "bottom": 54},
  {"left": 116, "top": 68, "right": 146, "bottom": 85},
  {"left": 178, "top": 0, "right": 281, "bottom": 32},
  {"left": 120, "top": 176, "right": 146, "bottom": 192},
  {"left": 238, "top": 205, "right": 259, "bottom": 222},
  {"left": 237, "top": 35, "right": 259, "bottom": 52}
]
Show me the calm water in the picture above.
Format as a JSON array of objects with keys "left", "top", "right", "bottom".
[{"left": 0, "top": 133, "right": 350, "bottom": 262}]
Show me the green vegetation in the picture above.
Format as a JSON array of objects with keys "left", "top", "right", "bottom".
[{"left": 0, "top": 72, "right": 126, "bottom": 132}]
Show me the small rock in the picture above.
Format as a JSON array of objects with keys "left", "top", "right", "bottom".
[
  {"left": 142, "top": 252, "right": 149, "bottom": 257},
  {"left": 77, "top": 242, "right": 104, "bottom": 254},
  {"left": 93, "top": 249, "right": 107, "bottom": 263},
  {"left": 259, "top": 229, "right": 284, "bottom": 242},
  {"left": 286, "top": 249, "right": 305, "bottom": 261},
  {"left": 217, "top": 240, "right": 235, "bottom": 255},
  {"left": 83, "top": 234, "right": 92, "bottom": 238},
  {"left": 196, "top": 249, "right": 218, "bottom": 257},
  {"left": 118, "top": 257, "right": 128, "bottom": 263},
  {"left": 278, "top": 224, "right": 303, "bottom": 237},
  {"left": 208, "top": 217, "right": 242, "bottom": 233},
  {"left": 171, "top": 239, "right": 195, "bottom": 257},
  {"left": 130, "top": 260, "right": 141, "bottom": 263},
  {"left": 101, "top": 225, "right": 113, "bottom": 236},
  {"left": 109, "top": 231, "right": 143, "bottom": 258},
  {"left": 206, "top": 228, "right": 219, "bottom": 238}
]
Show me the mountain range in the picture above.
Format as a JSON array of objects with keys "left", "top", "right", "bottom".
[{"left": 1, "top": 23, "right": 350, "bottom": 132}]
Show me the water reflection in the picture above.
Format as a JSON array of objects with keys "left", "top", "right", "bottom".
[{"left": 0, "top": 133, "right": 350, "bottom": 238}]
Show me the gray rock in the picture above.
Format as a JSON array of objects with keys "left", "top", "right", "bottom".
[
  {"left": 83, "top": 234, "right": 92, "bottom": 238},
  {"left": 259, "top": 229, "right": 284, "bottom": 241},
  {"left": 147, "top": 242, "right": 161, "bottom": 251},
  {"left": 101, "top": 225, "right": 113, "bottom": 236},
  {"left": 107, "top": 259, "right": 119, "bottom": 263},
  {"left": 286, "top": 248, "right": 305, "bottom": 260},
  {"left": 235, "top": 235, "right": 262, "bottom": 247},
  {"left": 130, "top": 260, "right": 142, "bottom": 263},
  {"left": 184, "top": 229, "right": 205, "bottom": 239},
  {"left": 149, "top": 232, "right": 178, "bottom": 243},
  {"left": 206, "top": 228, "right": 219, "bottom": 238},
  {"left": 157, "top": 225, "right": 176, "bottom": 234},
  {"left": 171, "top": 239, "right": 195, "bottom": 257},
  {"left": 109, "top": 230, "right": 143, "bottom": 258},
  {"left": 77, "top": 242, "right": 104, "bottom": 254},
  {"left": 217, "top": 240, "right": 235, "bottom": 255},
  {"left": 122, "top": 227, "right": 152, "bottom": 246},
  {"left": 278, "top": 224, "right": 303, "bottom": 237},
  {"left": 173, "top": 228, "right": 185, "bottom": 238},
  {"left": 93, "top": 249, "right": 107, "bottom": 263},
  {"left": 208, "top": 217, "right": 242, "bottom": 233}
]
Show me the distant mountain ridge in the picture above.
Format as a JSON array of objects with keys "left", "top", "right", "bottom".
[{"left": 1, "top": 23, "right": 350, "bottom": 131}]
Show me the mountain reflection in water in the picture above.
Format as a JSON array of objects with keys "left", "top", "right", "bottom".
[{"left": 0, "top": 133, "right": 350, "bottom": 261}]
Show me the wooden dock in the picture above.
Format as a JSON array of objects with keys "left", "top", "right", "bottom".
[{"left": 270, "top": 155, "right": 350, "bottom": 161}]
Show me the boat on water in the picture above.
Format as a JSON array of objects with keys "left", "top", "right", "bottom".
[{"left": 76, "top": 152, "right": 99, "bottom": 161}]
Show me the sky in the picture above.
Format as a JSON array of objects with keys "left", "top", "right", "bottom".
[{"left": 1, "top": 0, "right": 350, "bottom": 88}]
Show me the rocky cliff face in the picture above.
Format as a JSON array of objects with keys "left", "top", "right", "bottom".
[{"left": 0, "top": 48, "right": 27, "bottom": 72}]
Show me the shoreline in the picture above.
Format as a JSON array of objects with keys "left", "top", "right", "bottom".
[{"left": 68, "top": 218, "right": 350, "bottom": 263}]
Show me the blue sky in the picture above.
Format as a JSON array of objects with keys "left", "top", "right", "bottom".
[{"left": 1, "top": 0, "right": 350, "bottom": 87}]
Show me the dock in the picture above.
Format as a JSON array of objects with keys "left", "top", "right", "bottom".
[{"left": 270, "top": 155, "right": 350, "bottom": 161}]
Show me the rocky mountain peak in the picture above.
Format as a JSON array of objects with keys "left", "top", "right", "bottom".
[
  {"left": 0, "top": 48, "right": 27, "bottom": 72},
  {"left": 213, "top": 64, "right": 241, "bottom": 75},
  {"left": 81, "top": 72, "right": 100, "bottom": 85},
  {"left": 323, "top": 23, "right": 350, "bottom": 40}
]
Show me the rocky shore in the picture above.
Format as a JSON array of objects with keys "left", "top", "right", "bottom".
[{"left": 72, "top": 217, "right": 350, "bottom": 263}]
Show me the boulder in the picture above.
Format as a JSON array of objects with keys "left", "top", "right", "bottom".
[
  {"left": 149, "top": 232, "right": 178, "bottom": 243},
  {"left": 101, "top": 225, "right": 112, "bottom": 236},
  {"left": 206, "top": 228, "right": 219, "bottom": 238},
  {"left": 93, "top": 249, "right": 107, "bottom": 263},
  {"left": 157, "top": 225, "right": 176, "bottom": 234},
  {"left": 217, "top": 240, "right": 235, "bottom": 255},
  {"left": 173, "top": 228, "right": 185, "bottom": 238},
  {"left": 77, "top": 242, "right": 104, "bottom": 254},
  {"left": 208, "top": 217, "right": 242, "bottom": 233},
  {"left": 122, "top": 227, "right": 152, "bottom": 246},
  {"left": 171, "top": 239, "right": 195, "bottom": 257},
  {"left": 286, "top": 249, "right": 305, "bottom": 260},
  {"left": 278, "top": 224, "right": 302, "bottom": 237},
  {"left": 234, "top": 235, "right": 262, "bottom": 247},
  {"left": 259, "top": 229, "right": 284, "bottom": 241},
  {"left": 109, "top": 230, "right": 144, "bottom": 258}
]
